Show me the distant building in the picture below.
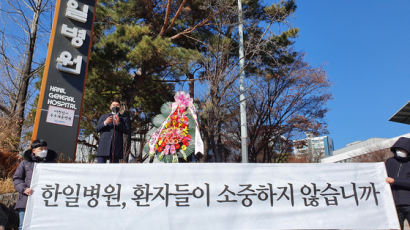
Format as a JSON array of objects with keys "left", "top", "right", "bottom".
[
  {"left": 293, "top": 133, "right": 334, "bottom": 158},
  {"left": 321, "top": 133, "right": 410, "bottom": 163},
  {"left": 332, "top": 137, "right": 386, "bottom": 156}
]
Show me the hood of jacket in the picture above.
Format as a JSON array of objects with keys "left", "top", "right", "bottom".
[
  {"left": 390, "top": 137, "right": 410, "bottom": 161},
  {"left": 23, "top": 149, "right": 58, "bottom": 163}
]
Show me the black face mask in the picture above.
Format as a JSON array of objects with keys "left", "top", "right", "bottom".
[{"left": 112, "top": 106, "right": 120, "bottom": 114}]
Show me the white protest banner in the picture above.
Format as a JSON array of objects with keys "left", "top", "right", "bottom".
[{"left": 24, "top": 163, "right": 399, "bottom": 230}]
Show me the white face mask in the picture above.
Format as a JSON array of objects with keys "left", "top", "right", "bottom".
[
  {"left": 396, "top": 150, "right": 408, "bottom": 158},
  {"left": 37, "top": 150, "right": 48, "bottom": 158}
]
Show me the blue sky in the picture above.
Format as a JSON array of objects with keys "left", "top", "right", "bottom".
[{"left": 288, "top": 0, "right": 410, "bottom": 149}]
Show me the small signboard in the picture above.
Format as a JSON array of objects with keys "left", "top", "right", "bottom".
[{"left": 45, "top": 105, "right": 75, "bottom": 127}]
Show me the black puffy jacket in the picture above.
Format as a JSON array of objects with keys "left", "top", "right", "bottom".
[
  {"left": 385, "top": 137, "right": 410, "bottom": 206},
  {"left": 13, "top": 149, "right": 57, "bottom": 210}
]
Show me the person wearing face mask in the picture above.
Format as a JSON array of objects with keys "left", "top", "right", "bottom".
[
  {"left": 13, "top": 139, "right": 57, "bottom": 230},
  {"left": 96, "top": 99, "right": 130, "bottom": 163},
  {"left": 385, "top": 137, "right": 410, "bottom": 230}
]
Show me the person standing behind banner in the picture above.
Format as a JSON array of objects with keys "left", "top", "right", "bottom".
[
  {"left": 13, "top": 139, "right": 58, "bottom": 230},
  {"left": 385, "top": 137, "right": 410, "bottom": 230},
  {"left": 96, "top": 99, "right": 130, "bottom": 163}
]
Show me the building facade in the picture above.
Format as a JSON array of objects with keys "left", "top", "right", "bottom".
[
  {"left": 293, "top": 133, "right": 334, "bottom": 158},
  {"left": 321, "top": 133, "right": 410, "bottom": 163}
]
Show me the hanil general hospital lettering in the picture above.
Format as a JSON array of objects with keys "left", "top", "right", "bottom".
[{"left": 47, "top": 86, "right": 77, "bottom": 110}]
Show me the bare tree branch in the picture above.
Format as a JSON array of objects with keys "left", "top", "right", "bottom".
[
  {"left": 164, "top": 0, "right": 187, "bottom": 34},
  {"left": 159, "top": 0, "right": 172, "bottom": 36},
  {"left": 170, "top": 9, "right": 223, "bottom": 40},
  {"left": 0, "top": 103, "right": 11, "bottom": 115}
]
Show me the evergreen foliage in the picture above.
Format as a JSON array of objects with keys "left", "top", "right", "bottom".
[{"left": 81, "top": 0, "right": 331, "bottom": 163}]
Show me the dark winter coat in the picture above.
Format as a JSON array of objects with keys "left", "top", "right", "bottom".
[
  {"left": 96, "top": 113, "right": 130, "bottom": 159},
  {"left": 13, "top": 149, "right": 57, "bottom": 210},
  {"left": 385, "top": 137, "right": 410, "bottom": 206}
]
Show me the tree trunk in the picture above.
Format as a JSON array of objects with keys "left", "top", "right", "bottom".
[
  {"left": 137, "top": 133, "right": 146, "bottom": 162},
  {"left": 199, "top": 134, "right": 209, "bottom": 162},
  {"left": 15, "top": 0, "right": 42, "bottom": 144},
  {"left": 121, "top": 110, "right": 132, "bottom": 163},
  {"left": 187, "top": 73, "right": 194, "bottom": 98},
  {"left": 209, "top": 134, "right": 218, "bottom": 162},
  {"left": 122, "top": 72, "right": 145, "bottom": 162}
]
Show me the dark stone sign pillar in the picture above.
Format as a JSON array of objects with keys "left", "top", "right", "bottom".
[{"left": 32, "top": 0, "right": 98, "bottom": 160}]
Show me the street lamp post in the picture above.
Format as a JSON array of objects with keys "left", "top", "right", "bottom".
[{"left": 237, "top": 0, "right": 248, "bottom": 163}]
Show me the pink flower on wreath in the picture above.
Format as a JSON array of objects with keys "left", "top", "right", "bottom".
[
  {"left": 164, "top": 145, "right": 170, "bottom": 155},
  {"left": 149, "top": 145, "right": 155, "bottom": 153},
  {"left": 174, "top": 91, "right": 193, "bottom": 108},
  {"left": 170, "top": 145, "right": 176, "bottom": 154}
]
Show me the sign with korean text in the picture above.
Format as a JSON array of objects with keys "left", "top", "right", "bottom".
[
  {"left": 24, "top": 163, "right": 400, "bottom": 230},
  {"left": 32, "top": 0, "right": 97, "bottom": 159}
]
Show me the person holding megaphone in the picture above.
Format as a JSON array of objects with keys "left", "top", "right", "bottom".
[{"left": 96, "top": 99, "right": 130, "bottom": 163}]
